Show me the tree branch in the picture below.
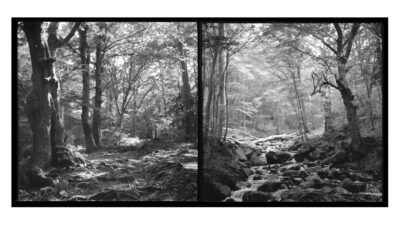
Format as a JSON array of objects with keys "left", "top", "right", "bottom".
[
  {"left": 344, "top": 23, "right": 361, "bottom": 60},
  {"left": 59, "top": 22, "right": 81, "bottom": 47},
  {"left": 333, "top": 23, "right": 343, "bottom": 53}
]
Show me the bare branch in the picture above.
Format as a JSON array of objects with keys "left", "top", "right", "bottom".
[
  {"left": 59, "top": 22, "right": 81, "bottom": 47},
  {"left": 333, "top": 23, "right": 343, "bottom": 52},
  {"left": 344, "top": 23, "right": 361, "bottom": 60}
]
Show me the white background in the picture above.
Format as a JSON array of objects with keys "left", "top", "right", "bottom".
[{"left": 0, "top": 1, "right": 397, "bottom": 227}]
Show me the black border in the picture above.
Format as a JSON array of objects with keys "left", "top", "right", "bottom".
[{"left": 12, "top": 17, "right": 388, "bottom": 207}]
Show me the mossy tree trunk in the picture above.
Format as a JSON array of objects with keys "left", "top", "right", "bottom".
[{"left": 23, "top": 21, "right": 79, "bottom": 168}]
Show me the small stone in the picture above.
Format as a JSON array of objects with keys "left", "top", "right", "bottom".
[
  {"left": 293, "top": 177, "right": 303, "bottom": 185},
  {"left": 320, "top": 186, "right": 333, "bottom": 194},
  {"left": 59, "top": 190, "right": 68, "bottom": 197},
  {"left": 297, "top": 170, "right": 308, "bottom": 179},
  {"left": 334, "top": 186, "right": 350, "bottom": 194},
  {"left": 299, "top": 181, "right": 314, "bottom": 188}
]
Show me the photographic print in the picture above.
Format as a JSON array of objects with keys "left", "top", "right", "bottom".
[
  {"left": 15, "top": 20, "right": 198, "bottom": 203},
  {"left": 201, "top": 21, "right": 386, "bottom": 204}
]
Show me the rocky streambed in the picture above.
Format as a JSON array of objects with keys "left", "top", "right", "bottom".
[
  {"left": 227, "top": 162, "right": 382, "bottom": 202},
  {"left": 204, "top": 130, "right": 383, "bottom": 202}
]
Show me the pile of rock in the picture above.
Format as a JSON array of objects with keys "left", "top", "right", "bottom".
[{"left": 228, "top": 161, "right": 382, "bottom": 202}]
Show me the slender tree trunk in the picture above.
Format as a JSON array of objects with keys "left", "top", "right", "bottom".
[
  {"left": 275, "top": 101, "right": 280, "bottom": 134},
  {"left": 216, "top": 23, "right": 226, "bottom": 139},
  {"left": 291, "top": 72, "right": 309, "bottom": 143},
  {"left": 204, "top": 51, "right": 218, "bottom": 141},
  {"left": 322, "top": 86, "right": 334, "bottom": 132},
  {"left": 78, "top": 26, "right": 95, "bottom": 153},
  {"left": 131, "top": 100, "right": 137, "bottom": 137},
  {"left": 296, "top": 65, "right": 309, "bottom": 133}
]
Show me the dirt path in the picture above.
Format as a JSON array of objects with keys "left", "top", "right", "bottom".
[{"left": 18, "top": 140, "right": 197, "bottom": 201}]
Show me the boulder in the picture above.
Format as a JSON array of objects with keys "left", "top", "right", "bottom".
[
  {"left": 305, "top": 175, "right": 323, "bottom": 189},
  {"left": 223, "top": 197, "right": 236, "bottom": 202},
  {"left": 242, "top": 191, "right": 274, "bottom": 202},
  {"left": 248, "top": 153, "right": 265, "bottom": 166},
  {"left": 53, "top": 146, "right": 88, "bottom": 169},
  {"left": 203, "top": 180, "right": 231, "bottom": 202},
  {"left": 257, "top": 175, "right": 283, "bottom": 192},
  {"left": 293, "top": 145, "right": 315, "bottom": 162},
  {"left": 18, "top": 166, "right": 59, "bottom": 189},
  {"left": 266, "top": 151, "right": 292, "bottom": 165},
  {"left": 235, "top": 147, "right": 247, "bottom": 161},
  {"left": 280, "top": 187, "right": 328, "bottom": 202},
  {"left": 239, "top": 168, "right": 251, "bottom": 179},
  {"left": 89, "top": 189, "right": 140, "bottom": 201},
  {"left": 118, "top": 137, "right": 145, "bottom": 150},
  {"left": 341, "top": 178, "right": 367, "bottom": 193},
  {"left": 306, "top": 165, "right": 323, "bottom": 174}
]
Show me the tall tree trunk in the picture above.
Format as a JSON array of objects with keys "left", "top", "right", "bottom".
[
  {"left": 336, "top": 61, "right": 363, "bottom": 150},
  {"left": 78, "top": 26, "right": 95, "bottom": 153},
  {"left": 23, "top": 22, "right": 54, "bottom": 168},
  {"left": 204, "top": 50, "right": 218, "bottom": 141},
  {"left": 296, "top": 65, "right": 309, "bottom": 133},
  {"left": 92, "top": 37, "right": 104, "bottom": 147},
  {"left": 362, "top": 70, "right": 375, "bottom": 130},
  {"left": 332, "top": 23, "right": 363, "bottom": 151},
  {"left": 47, "top": 22, "right": 79, "bottom": 153},
  {"left": 291, "top": 72, "right": 309, "bottom": 144},
  {"left": 216, "top": 23, "right": 226, "bottom": 139},
  {"left": 177, "top": 24, "right": 194, "bottom": 140}
]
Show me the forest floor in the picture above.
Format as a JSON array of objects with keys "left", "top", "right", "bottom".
[
  {"left": 203, "top": 126, "right": 383, "bottom": 202},
  {"left": 18, "top": 140, "right": 197, "bottom": 201}
]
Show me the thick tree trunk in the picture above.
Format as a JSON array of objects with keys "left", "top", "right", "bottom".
[
  {"left": 47, "top": 22, "right": 79, "bottom": 152},
  {"left": 204, "top": 27, "right": 218, "bottom": 142},
  {"left": 336, "top": 63, "right": 363, "bottom": 150},
  {"left": 78, "top": 26, "right": 95, "bottom": 153},
  {"left": 23, "top": 22, "right": 55, "bottom": 168},
  {"left": 116, "top": 111, "right": 124, "bottom": 128},
  {"left": 177, "top": 24, "right": 194, "bottom": 140}
]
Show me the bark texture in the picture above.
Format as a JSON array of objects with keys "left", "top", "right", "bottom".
[
  {"left": 177, "top": 24, "right": 195, "bottom": 140},
  {"left": 78, "top": 26, "right": 95, "bottom": 153}
]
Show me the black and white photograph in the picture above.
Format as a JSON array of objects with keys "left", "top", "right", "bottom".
[
  {"left": 15, "top": 21, "right": 198, "bottom": 202},
  {"left": 201, "top": 22, "right": 386, "bottom": 203}
]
